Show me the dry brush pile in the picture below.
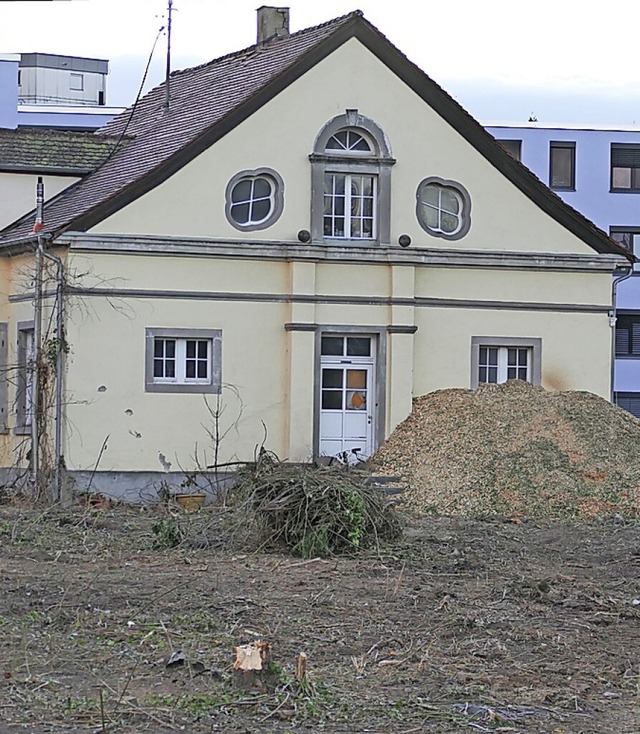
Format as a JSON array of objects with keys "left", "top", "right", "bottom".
[
  {"left": 373, "top": 380, "right": 640, "bottom": 519},
  {"left": 229, "top": 450, "right": 402, "bottom": 557}
]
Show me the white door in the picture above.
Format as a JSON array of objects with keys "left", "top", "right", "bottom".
[{"left": 319, "top": 335, "right": 375, "bottom": 462}]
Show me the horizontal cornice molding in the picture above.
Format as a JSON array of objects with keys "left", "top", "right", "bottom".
[
  {"left": 9, "top": 285, "right": 611, "bottom": 313},
  {"left": 58, "top": 232, "right": 626, "bottom": 272}
]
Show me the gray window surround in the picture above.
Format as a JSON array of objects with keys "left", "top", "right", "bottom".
[
  {"left": 15, "top": 321, "right": 34, "bottom": 435},
  {"left": 610, "top": 227, "right": 640, "bottom": 273},
  {"left": 311, "top": 325, "right": 387, "bottom": 458},
  {"left": 549, "top": 141, "right": 576, "bottom": 191},
  {"left": 611, "top": 143, "right": 640, "bottom": 193},
  {"left": 145, "top": 327, "right": 222, "bottom": 394},
  {"left": 614, "top": 312, "right": 640, "bottom": 358},
  {"left": 309, "top": 110, "right": 395, "bottom": 245},
  {"left": 0, "top": 323, "right": 7, "bottom": 434},
  {"left": 224, "top": 168, "right": 284, "bottom": 232},
  {"left": 416, "top": 176, "right": 471, "bottom": 241},
  {"left": 470, "top": 336, "right": 542, "bottom": 389}
]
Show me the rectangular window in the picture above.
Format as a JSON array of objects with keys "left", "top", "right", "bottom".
[
  {"left": 549, "top": 141, "right": 576, "bottom": 189},
  {"left": 471, "top": 337, "right": 542, "bottom": 389},
  {"left": 145, "top": 328, "right": 222, "bottom": 394},
  {"left": 497, "top": 139, "right": 522, "bottom": 161},
  {"left": 611, "top": 144, "right": 640, "bottom": 191},
  {"left": 16, "top": 322, "right": 35, "bottom": 433},
  {"left": 614, "top": 392, "right": 640, "bottom": 418},
  {"left": 70, "top": 72, "right": 84, "bottom": 91},
  {"left": 615, "top": 314, "right": 640, "bottom": 357},
  {"left": 478, "top": 346, "right": 530, "bottom": 384},
  {"left": 610, "top": 227, "right": 640, "bottom": 271},
  {"left": 323, "top": 173, "right": 376, "bottom": 239}
]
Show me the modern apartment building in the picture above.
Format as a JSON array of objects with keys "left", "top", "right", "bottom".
[{"left": 486, "top": 122, "right": 640, "bottom": 416}]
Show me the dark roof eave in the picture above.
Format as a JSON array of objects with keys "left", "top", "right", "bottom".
[
  {"left": 0, "top": 231, "right": 54, "bottom": 255},
  {"left": 0, "top": 164, "right": 92, "bottom": 176}
]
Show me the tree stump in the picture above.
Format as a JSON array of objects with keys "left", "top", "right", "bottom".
[{"left": 233, "top": 640, "right": 275, "bottom": 692}]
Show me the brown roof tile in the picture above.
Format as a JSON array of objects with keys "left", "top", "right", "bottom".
[{"left": 1, "top": 11, "right": 360, "bottom": 240}]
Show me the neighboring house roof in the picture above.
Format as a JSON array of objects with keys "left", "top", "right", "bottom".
[
  {"left": 0, "top": 10, "right": 631, "bottom": 261},
  {"left": 0, "top": 127, "right": 117, "bottom": 175}
]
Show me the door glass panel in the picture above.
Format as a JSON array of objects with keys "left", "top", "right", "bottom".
[
  {"left": 322, "top": 369, "right": 343, "bottom": 388},
  {"left": 346, "top": 390, "right": 366, "bottom": 410},
  {"left": 321, "top": 336, "right": 343, "bottom": 355},
  {"left": 346, "top": 337, "right": 371, "bottom": 356},
  {"left": 322, "top": 391, "right": 342, "bottom": 409},
  {"left": 346, "top": 369, "right": 366, "bottom": 389}
]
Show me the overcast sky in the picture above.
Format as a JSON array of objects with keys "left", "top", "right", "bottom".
[{"left": 2, "top": 0, "right": 640, "bottom": 125}]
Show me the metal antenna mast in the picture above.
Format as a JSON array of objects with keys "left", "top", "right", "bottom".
[{"left": 164, "top": 0, "right": 173, "bottom": 109}]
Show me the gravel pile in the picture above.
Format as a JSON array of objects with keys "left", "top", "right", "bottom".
[{"left": 372, "top": 380, "right": 640, "bottom": 518}]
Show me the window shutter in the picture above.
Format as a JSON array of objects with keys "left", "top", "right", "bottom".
[
  {"left": 616, "top": 393, "right": 640, "bottom": 418},
  {"left": 632, "top": 322, "right": 640, "bottom": 356},
  {"left": 616, "top": 326, "right": 630, "bottom": 356},
  {"left": 612, "top": 145, "right": 640, "bottom": 167}
]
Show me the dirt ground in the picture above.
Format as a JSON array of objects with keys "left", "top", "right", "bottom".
[{"left": 0, "top": 502, "right": 639, "bottom": 734}]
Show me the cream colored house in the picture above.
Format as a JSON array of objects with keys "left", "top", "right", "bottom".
[{"left": 0, "top": 8, "right": 631, "bottom": 500}]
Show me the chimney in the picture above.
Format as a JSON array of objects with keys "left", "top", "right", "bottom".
[{"left": 257, "top": 6, "right": 290, "bottom": 44}]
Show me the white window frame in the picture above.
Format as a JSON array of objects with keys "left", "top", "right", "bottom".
[
  {"left": 323, "top": 172, "right": 377, "bottom": 240},
  {"left": 470, "top": 336, "right": 541, "bottom": 389},
  {"left": 416, "top": 176, "right": 471, "bottom": 241},
  {"left": 224, "top": 168, "right": 284, "bottom": 232},
  {"left": 145, "top": 328, "right": 222, "bottom": 394},
  {"left": 478, "top": 345, "right": 530, "bottom": 384},
  {"left": 16, "top": 321, "right": 35, "bottom": 434},
  {"left": 310, "top": 111, "right": 395, "bottom": 246}
]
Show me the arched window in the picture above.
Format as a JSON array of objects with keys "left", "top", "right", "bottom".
[{"left": 310, "top": 110, "right": 395, "bottom": 245}]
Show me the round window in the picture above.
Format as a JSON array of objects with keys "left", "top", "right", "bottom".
[
  {"left": 225, "top": 168, "right": 284, "bottom": 231},
  {"left": 416, "top": 177, "right": 471, "bottom": 240}
]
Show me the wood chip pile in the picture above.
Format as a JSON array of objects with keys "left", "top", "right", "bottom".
[{"left": 372, "top": 380, "right": 640, "bottom": 519}]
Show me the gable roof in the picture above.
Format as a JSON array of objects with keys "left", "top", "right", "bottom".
[
  {"left": 0, "top": 10, "right": 631, "bottom": 261},
  {"left": 0, "top": 127, "right": 117, "bottom": 175}
]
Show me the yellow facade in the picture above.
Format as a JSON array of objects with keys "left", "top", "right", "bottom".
[{"left": 0, "top": 32, "right": 626, "bottom": 491}]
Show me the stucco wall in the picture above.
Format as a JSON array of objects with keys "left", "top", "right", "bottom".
[
  {"left": 0, "top": 172, "right": 79, "bottom": 229},
  {"left": 49, "top": 248, "right": 613, "bottom": 472}
]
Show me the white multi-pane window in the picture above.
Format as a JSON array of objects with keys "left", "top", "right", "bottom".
[
  {"left": 326, "top": 129, "right": 372, "bottom": 153},
  {"left": 311, "top": 114, "right": 394, "bottom": 245},
  {"left": 323, "top": 174, "right": 376, "bottom": 239},
  {"left": 229, "top": 176, "right": 274, "bottom": 226},
  {"left": 478, "top": 346, "right": 530, "bottom": 384},
  {"left": 16, "top": 324, "right": 35, "bottom": 432},
  {"left": 224, "top": 168, "right": 284, "bottom": 231},
  {"left": 146, "top": 328, "right": 222, "bottom": 394},
  {"left": 24, "top": 329, "right": 35, "bottom": 426},
  {"left": 153, "top": 338, "right": 211, "bottom": 385},
  {"left": 419, "top": 184, "right": 463, "bottom": 235},
  {"left": 415, "top": 177, "right": 471, "bottom": 240}
]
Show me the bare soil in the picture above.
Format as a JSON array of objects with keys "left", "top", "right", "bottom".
[{"left": 1, "top": 502, "right": 639, "bottom": 733}]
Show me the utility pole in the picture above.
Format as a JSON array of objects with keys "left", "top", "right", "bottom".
[
  {"left": 31, "top": 177, "right": 44, "bottom": 493},
  {"left": 164, "top": 0, "right": 173, "bottom": 110}
]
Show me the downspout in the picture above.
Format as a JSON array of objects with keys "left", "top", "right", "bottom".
[
  {"left": 610, "top": 265, "right": 633, "bottom": 403},
  {"left": 42, "top": 249, "right": 64, "bottom": 502}
]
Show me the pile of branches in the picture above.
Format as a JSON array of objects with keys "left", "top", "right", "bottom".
[{"left": 230, "top": 451, "right": 402, "bottom": 557}]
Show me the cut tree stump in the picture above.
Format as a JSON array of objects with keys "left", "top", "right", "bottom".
[{"left": 233, "top": 640, "right": 275, "bottom": 692}]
